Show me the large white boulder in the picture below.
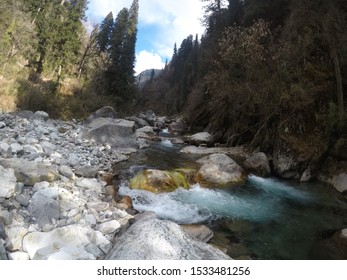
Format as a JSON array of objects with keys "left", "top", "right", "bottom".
[{"left": 106, "top": 217, "right": 231, "bottom": 260}]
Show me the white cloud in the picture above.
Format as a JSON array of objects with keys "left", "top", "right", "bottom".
[
  {"left": 138, "top": 0, "right": 205, "bottom": 56},
  {"left": 135, "top": 50, "right": 165, "bottom": 74},
  {"left": 87, "top": 0, "right": 205, "bottom": 71}
]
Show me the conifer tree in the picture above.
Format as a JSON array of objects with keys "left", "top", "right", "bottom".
[
  {"left": 98, "top": 12, "right": 114, "bottom": 53},
  {"left": 105, "top": 0, "right": 139, "bottom": 101}
]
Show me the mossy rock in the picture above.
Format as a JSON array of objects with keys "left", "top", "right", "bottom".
[{"left": 130, "top": 169, "right": 191, "bottom": 193}]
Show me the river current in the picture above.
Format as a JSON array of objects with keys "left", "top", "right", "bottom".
[{"left": 115, "top": 135, "right": 347, "bottom": 260}]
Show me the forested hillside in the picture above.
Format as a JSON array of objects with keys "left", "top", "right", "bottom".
[
  {"left": 0, "top": 0, "right": 139, "bottom": 118},
  {"left": 140, "top": 0, "right": 347, "bottom": 180}
]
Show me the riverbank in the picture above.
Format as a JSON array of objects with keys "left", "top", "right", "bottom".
[
  {"left": 0, "top": 108, "right": 230, "bottom": 260},
  {"left": 0, "top": 107, "right": 346, "bottom": 260}
]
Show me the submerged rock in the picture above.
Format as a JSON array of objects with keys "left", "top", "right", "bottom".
[
  {"left": 106, "top": 217, "right": 231, "bottom": 260},
  {"left": 180, "top": 224, "right": 214, "bottom": 243},
  {"left": 130, "top": 169, "right": 190, "bottom": 193}
]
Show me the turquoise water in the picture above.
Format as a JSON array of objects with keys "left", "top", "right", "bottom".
[{"left": 115, "top": 140, "right": 347, "bottom": 259}]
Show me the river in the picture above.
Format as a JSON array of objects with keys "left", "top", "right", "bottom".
[{"left": 114, "top": 133, "right": 347, "bottom": 260}]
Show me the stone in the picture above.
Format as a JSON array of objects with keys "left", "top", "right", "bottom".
[
  {"left": 98, "top": 220, "right": 121, "bottom": 234},
  {"left": 59, "top": 165, "right": 75, "bottom": 179},
  {"left": 76, "top": 178, "right": 104, "bottom": 193},
  {"left": 8, "top": 251, "right": 30, "bottom": 260},
  {"left": 0, "top": 142, "right": 10, "bottom": 154},
  {"left": 115, "top": 196, "right": 133, "bottom": 210},
  {"left": 84, "top": 106, "right": 118, "bottom": 125},
  {"left": 243, "top": 152, "right": 271, "bottom": 177},
  {"left": 84, "top": 214, "right": 97, "bottom": 227},
  {"left": 0, "top": 158, "right": 59, "bottom": 185},
  {"left": 85, "top": 243, "right": 104, "bottom": 258},
  {"left": 326, "top": 173, "right": 347, "bottom": 193},
  {"left": 130, "top": 169, "right": 190, "bottom": 193},
  {"left": 168, "top": 118, "right": 188, "bottom": 135},
  {"left": 33, "top": 181, "right": 50, "bottom": 192},
  {"left": 196, "top": 154, "right": 246, "bottom": 187},
  {"left": 0, "top": 166, "right": 17, "bottom": 198},
  {"left": 28, "top": 193, "right": 60, "bottom": 227},
  {"left": 135, "top": 126, "right": 155, "bottom": 139},
  {"left": 5, "top": 226, "right": 28, "bottom": 251},
  {"left": 0, "top": 210, "right": 11, "bottom": 226},
  {"left": 0, "top": 219, "right": 7, "bottom": 240},
  {"left": 185, "top": 132, "right": 212, "bottom": 146},
  {"left": 0, "top": 241, "right": 7, "bottom": 260},
  {"left": 318, "top": 157, "right": 347, "bottom": 193},
  {"left": 81, "top": 118, "right": 138, "bottom": 151},
  {"left": 126, "top": 116, "right": 150, "bottom": 128},
  {"left": 10, "top": 143, "right": 23, "bottom": 154},
  {"left": 35, "top": 187, "right": 59, "bottom": 199},
  {"left": 67, "top": 153, "right": 80, "bottom": 167},
  {"left": 0, "top": 122, "right": 6, "bottom": 128},
  {"left": 106, "top": 218, "right": 231, "bottom": 260},
  {"left": 180, "top": 224, "right": 214, "bottom": 243},
  {"left": 15, "top": 194, "right": 30, "bottom": 206},
  {"left": 41, "top": 141, "right": 57, "bottom": 154},
  {"left": 87, "top": 201, "right": 109, "bottom": 212},
  {"left": 23, "top": 224, "right": 111, "bottom": 259},
  {"left": 34, "top": 111, "right": 49, "bottom": 121},
  {"left": 75, "top": 166, "right": 99, "bottom": 178},
  {"left": 33, "top": 244, "right": 96, "bottom": 260}
]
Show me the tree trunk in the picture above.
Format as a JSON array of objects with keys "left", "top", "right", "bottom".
[{"left": 331, "top": 46, "right": 344, "bottom": 123}]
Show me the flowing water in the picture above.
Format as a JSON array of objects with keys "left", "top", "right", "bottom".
[{"left": 114, "top": 135, "right": 347, "bottom": 260}]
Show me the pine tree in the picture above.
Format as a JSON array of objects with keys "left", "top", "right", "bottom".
[
  {"left": 107, "top": 7, "right": 129, "bottom": 98},
  {"left": 98, "top": 12, "right": 114, "bottom": 53},
  {"left": 24, "top": 0, "right": 87, "bottom": 78},
  {"left": 105, "top": 0, "right": 139, "bottom": 102}
]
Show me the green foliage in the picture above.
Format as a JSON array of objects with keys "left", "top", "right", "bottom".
[
  {"left": 102, "top": 0, "right": 139, "bottom": 102},
  {"left": 25, "top": 0, "right": 88, "bottom": 78},
  {"left": 98, "top": 12, "right": 114, "bottom": 53}
]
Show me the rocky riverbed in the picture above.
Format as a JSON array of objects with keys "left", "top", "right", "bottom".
[
  {"left": 0, "top": 108, "right": 231, "bottom": 260},
  {"left": 1, "top": 107, "right": 346, "bottom": 260}
]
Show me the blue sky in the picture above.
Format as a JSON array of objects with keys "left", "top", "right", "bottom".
[{"left": 87, "top": 0, "right": 205, "bottom": 74}]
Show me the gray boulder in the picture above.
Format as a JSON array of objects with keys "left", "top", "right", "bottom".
[
  {"left": 126, "top": 116, "right": 150, "bottom": 128},
  {"left": 0, "top": 166, "right": 17, "bottom": 198},
  {"left": 243, "top": 152, "right": 271, "bottom": 177},
  {"left": 80, "top": 118, "right": 138, "bottom": 151},
  {"left": 196, "top": 154, "right": 246, "bottom": 187},
  {"left": 28, "top": 192, "right": 60, "bottom": 227},
  {"left": 106, "top": 217, "right": 231, "bottom": 260},
  {"left": 84, "top": 106, "right": 118, "bottom": 125},
  {"left": 185, "top": 132, "right": 212, "bottom": 146},
  {"left": 0, "top": 158, "right": 59, "bottom": 185},
  {"left": 75, "top": 166, "right": 99, "bottom": 178}
]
